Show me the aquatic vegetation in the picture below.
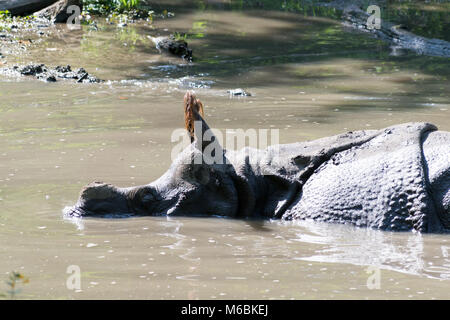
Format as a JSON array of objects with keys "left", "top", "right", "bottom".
[
  {"left": 0, "top": 10, "right": 10, "bottom": 31},
  {"left": 0, "top": 10, "right": 11, "bottom": 20},
  {"left": 173, "top": 31, "right": 188, "bottom": 42},
  {"left": 83, "top": 0, "right": 141, "bottom": 13},
  {"left": 0, "top": 10, "right": 35, "bottom": 32},
  {"left": 82, "top": 0, "right": 176, "bottom": 24},
  {"left": 83, "top": 0, "right": 149, "bottom": 16},
  {"left": 0, "top": 272, "right": 29, "bottom": 299},
  {"left": 0, "top": 10, "right": 33, "bottom": 22},
  {"left": 383, "top": 1, "right": 450, "bottom": 42},
  {"left": 117, "top": 0, "right": 140, "bottom": 11},
  {"left": 189, "top": 21, "right": 207, "bottom": 39},
  {"left": 83, "top": 0, "right": 124, "bottom": 15}
]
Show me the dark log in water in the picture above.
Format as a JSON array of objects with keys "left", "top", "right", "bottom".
[
  {"left": 34, "top": 0, "right": 82, "bottom": 23},
  {"left": 0, "top": 0, "right": 58, "bottom": 16},
  {"left": 319, "top": 0, "right": 450, "bottom": 58}
]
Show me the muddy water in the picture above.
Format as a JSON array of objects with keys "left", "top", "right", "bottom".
[{"left": 0, "top": 6, "right": 449, "bottom": 299}]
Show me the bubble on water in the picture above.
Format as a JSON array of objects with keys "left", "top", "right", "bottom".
[
  {"left": 176, "top": 275, "right": 199, "bottom": 281},
  {"left": 225, "top": 277, "right": 247, "bottom": 280}
]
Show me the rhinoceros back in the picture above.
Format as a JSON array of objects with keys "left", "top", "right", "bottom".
[
  {"left": 282, "top": 123, "right": 441, "bottom": 232},
  {"left": 422, "top": 130, "right": 450, "bottom": 229}
]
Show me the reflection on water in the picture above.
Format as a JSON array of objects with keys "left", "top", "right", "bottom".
[
  {"left": 287, "top": 221, "right": 450, "bottom": 280},
  {"left": 0, "top": 1, "right": 449, "bottom": 299},
  {"left": 45, "top": 215, "right": 450, "bottom": 299}
]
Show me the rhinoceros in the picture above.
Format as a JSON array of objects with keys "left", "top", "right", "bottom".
[{"left": 66, "top": 92, "right": 450, "bottom": 233}]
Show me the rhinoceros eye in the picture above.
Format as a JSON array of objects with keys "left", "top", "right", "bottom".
[
  {"left": 142, "top": 193, "right": 155, "bottom": 202},
  {"left": 140, "top": 188, "right": 161, "bottom": 203}
]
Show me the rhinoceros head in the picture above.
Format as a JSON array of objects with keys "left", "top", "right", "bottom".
[{"left": 67, "top": 92, "right": 243, "bottom": 218}]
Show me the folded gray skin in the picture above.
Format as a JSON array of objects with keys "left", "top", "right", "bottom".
[{"left": 67, "top": 100, "right": 450, "bottom": 233}]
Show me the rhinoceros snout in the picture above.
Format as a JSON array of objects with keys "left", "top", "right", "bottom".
[
  {"left": 66, "top": 181, "right": 132, "bottom": 217},
  {"left": 63, "top": 205, "right": 87, "bottom": 217}
]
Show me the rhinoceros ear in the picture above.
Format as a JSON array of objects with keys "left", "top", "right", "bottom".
[
  {"left": 184, "top": 91, "right": 223, "bottom": 160},
  {"left": 184, "top": 91, "right": 204, "bottom": 143}
]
